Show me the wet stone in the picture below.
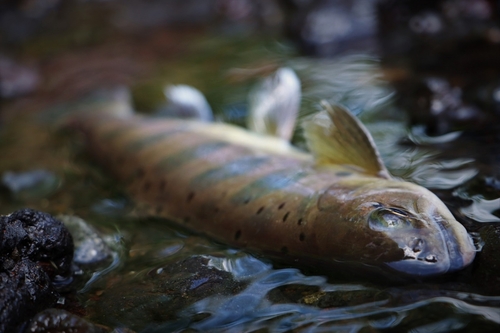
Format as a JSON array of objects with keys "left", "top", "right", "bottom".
[
  {"left": 1, "top": 169, "right": 60, "bottom": 201},
  {"left": 25, "top": 308, "right": 111, "bottom": 333},
  {"left": 87, "top": 256, "right": 246, "bottom": 331},
  {"left": 0, "top": 209, "right": 74, "bottom": 333},
  {"left": 58, "top": 215, "right": 112, "bottom": 265}
]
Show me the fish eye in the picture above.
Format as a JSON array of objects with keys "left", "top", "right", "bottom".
[{"left": 369, "top": 207, "right": 411, "bottom": 231}]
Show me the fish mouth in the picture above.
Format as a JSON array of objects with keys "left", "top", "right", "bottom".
[{"left": 385, "top": 215, "right": 475, "bottom": 277}]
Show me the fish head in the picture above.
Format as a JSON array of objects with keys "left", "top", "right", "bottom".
[{"left": 318, "top": 178, "right": 476, "bottom": 277}]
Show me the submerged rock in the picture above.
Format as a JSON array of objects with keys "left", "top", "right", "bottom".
[
  {"left": 58, "top": 215, "right": 113, "bottom": 265},
  {"left": 0, "top": 209, "right": 74, "bottom": 333},
  {"left": 472, "top": 225, "right": 500, "bottom": 294},
  {"left": 87, "top": 255, "right": 246, "bottom": 331},
  {"left": 25, "top": 309, "right": 111, "bottom": 333},
  {"left": 1, "top": 169, "right": 60, "bottom": 201},
  {"left": 0, "top": 55, "right": 39, "bottom": 98}
]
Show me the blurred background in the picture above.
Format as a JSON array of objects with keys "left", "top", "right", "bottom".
[{"left": 1, "top": 1, "right": 500, "bottom": 332}]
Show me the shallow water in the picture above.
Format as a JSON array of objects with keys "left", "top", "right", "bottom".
[{"left": 1, "top": 25, "right": 500, "bottom": 333}]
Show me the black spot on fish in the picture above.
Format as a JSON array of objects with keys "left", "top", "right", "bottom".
[
  {"left": 336, "top": 171, "right": 352, "bottom": 177},
  {"left": 297, "top": 218, "right": 303, "bottom": 226},
  {"left": 299, "top": 233, "right": 305, "bottom": 241},
  {"left": 256, "top": 206, "right": 264, "bottom": 215},
  {"left": 282, "top": 212, "right": 290, "bottom": 222},
  {"left": 187, "top": 191, "right": 195, "bottom": 203},
  {"left": 235, "top": 230, "right": 241, "bottom": 240},
  {"left": 278, "top": 203, "right": 285, "bottom": 210},
  {"left": 243, "top": 198, "right": 251, "bottom": 204},
  {"left": 281, "top": 246, "right": 288, "bottom": 254}
]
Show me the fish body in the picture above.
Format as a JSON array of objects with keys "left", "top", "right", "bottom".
[{"left": 72, "top": 95, "right": 476, "bottom": 278}]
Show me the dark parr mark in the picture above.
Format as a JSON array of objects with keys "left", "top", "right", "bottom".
[
  {"left": 190, "top": 156, "right": 269, "bottom": 190},
  {"left": 256, "top": 206, "right": 264, "bottom": 215},
  {"left": 299, "top": 233, "right": 305, "bottom": 241},
  {"left": 282, "top": 212, "right": 290, "bottom": 222},
  {"left": 235, "top": 230, "right": 241, "bottom": 240},
  {"left": 187, "top": 192, "right": 195, "bottom": 203},
  {"left": 278, "top": 203, "right": 285, "bottom": 210},
  {"left": 231, "top": 170, "right": 307, "bottom": 204},
  {"left": 157, "top": 141, "right": 228, "bottom": 173}
]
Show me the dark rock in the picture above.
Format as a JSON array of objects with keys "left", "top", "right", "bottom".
[
  {"left": 0, "top": 209, "right": 74, "bottom": 333},
  {"left": 1, "top": 209, "right": 74, "bottom": 276},
  {"left": 472, "top": 225, "right": 500, "bottom": 294}
]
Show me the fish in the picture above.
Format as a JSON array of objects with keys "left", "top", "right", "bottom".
[{"left": 66, "top": 74, "right": 476, "bottom": 278}]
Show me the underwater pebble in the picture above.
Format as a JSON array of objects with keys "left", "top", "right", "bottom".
[{"left": 58, "top": 215, "right": 113, "bottom": 265}]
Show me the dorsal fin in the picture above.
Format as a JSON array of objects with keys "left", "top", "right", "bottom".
[
  {"left": 247, "top": 67, "right": 301, "bottom": 141},
  {"left": 303, "top": 102, "right": 390, "bottom": 178}
]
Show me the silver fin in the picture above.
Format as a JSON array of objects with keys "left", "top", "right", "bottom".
[
  {"left": 163, "top": 84, "right": 213, "bottom": 121},
  {"left": 303, "top": 101, "right": 390, "bottom": 178},
  {"left": 247, "top": 67, "right": 301, "bottom": 141}
]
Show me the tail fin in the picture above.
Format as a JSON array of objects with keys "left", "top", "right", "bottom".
[{"left": 247, "top": 67, "right": 301, "bottom": 141}]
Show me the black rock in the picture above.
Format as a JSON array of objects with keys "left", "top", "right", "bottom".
[{"left": 0, "top": 209, "right": 74, "bottom": 333}]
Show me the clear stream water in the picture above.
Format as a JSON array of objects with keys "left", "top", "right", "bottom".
[{"left": 1, "top": 30, "right": 500, "bottom": 332}]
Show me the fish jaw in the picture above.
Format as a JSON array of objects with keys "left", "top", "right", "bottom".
[
  {"left": 368, "top": 183, "right": 476, "bottom": 277},
  {"left": 382, "top": 213, "right": 475, "bottom": 277},
  {"left": 318, "top": 178, "right": 476, "bottom": 277}
]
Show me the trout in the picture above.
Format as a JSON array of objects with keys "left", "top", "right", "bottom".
[{"left": 68, "top": 81, "right": 476, "bottom": 278}]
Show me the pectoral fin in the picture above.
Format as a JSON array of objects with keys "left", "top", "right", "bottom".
[
  {"left": 247, "top": 67, "right": 301, "bottom": 141},
  {"left": 303, "top": 102, "right": 390, "bottom": 178}
]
